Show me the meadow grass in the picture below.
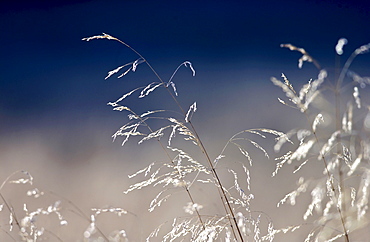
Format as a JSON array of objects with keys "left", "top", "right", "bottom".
[{"left": 0, "top": 35, "right": 369, "bottom": 241}]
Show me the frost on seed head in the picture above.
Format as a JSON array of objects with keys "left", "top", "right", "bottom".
[
  {"left": 353, "top": 87, "right": 361, "bottom": 109},
  {"left": 355, "top": 43, "right": 370, "bottom": 55},
  {"left": 271, "top": 70, "right": 326, "bottom": 112},
  {"left": 312, "top": 113, "right": 324, "bottom": 132},
  {"left": 183, "top": 202, "right": 203, "bottom": 215},
  {"left": 335, "top": 38, "right": 348, "bottom": 55},
  {"left": 82, "top": 33, "right": 117, "bottom": 42},
  {"left": 280, "top": 44, "right": 313, "bottom": 69},
  {"left": 185, "top": 102, "right": 197, "bottom": 123},
  {"left": 347, "top": 70, "right": 370, "bottom": 88}
]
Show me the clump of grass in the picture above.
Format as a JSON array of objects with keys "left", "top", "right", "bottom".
[
  {"left": 0, "top": 170, "right": 66, "bottom": 241},
  {"left": 1, "top": 35, "right": 368, "bottom": 241},
  {"left": 271, "top": 39, "right": 370, "bottom": 241},
  {"left": 0, "top": 170, "right": 130, "bottom": 241},
  {"left": 82, "top": 33, "right": 286, "bottom": 241},
  {"left": 81, "top": 34, "right": 370, "bottom": 241}
]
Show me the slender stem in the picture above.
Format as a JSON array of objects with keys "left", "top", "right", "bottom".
[
  {"left": 126, "top": 108, "right": 207, "bottom": 230},
  {"left": 334, "top": 55, "right": 350, "bottom": 242},
  {"left": 187, "top": 121, "right": 244, "bottom": 241},
  {"left": 336, "top": 52, "right": 357, "bottom": 91},
  {"left": 48, "top": 191, "right": 110, "bottom": 241},
  {"left": 105, "top": 37, "right": 207, "bottom": 229},
  {"left": 308, "top": 116, "right": 349, "bottom": 242},
  {"left": 112, "top": 37, "right": 244, "bottom": 241},
  {"left": 0, "top": 193, "right": 21, "bottom": 231},
  {"left": 307, "top": 54, "right": 350, "bottom": 241}
]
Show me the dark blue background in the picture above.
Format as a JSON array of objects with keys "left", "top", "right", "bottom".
[{"left": 1, "top": 0, "right": 370, "bottom": 141}]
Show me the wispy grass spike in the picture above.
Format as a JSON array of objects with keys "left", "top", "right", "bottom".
[{"left": 185, "top": 102, "right": 197, "bottom": 123}]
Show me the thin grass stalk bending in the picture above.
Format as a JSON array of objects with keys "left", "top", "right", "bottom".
[
  {"left": 83, "top": 34, "right": 212, "bottom": 236},
  {"left": 83, "top": 33, "right": 245, "bottom": 241}
]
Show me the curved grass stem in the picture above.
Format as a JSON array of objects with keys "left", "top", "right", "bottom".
[{"left": 98, "top": 33, "right": 244, "bottom": 241}]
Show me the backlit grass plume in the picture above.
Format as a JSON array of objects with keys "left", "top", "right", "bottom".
[
  {"left": 271, "top": 39, "right": 370, "bottom": 241},
  {"left": 83, "top": 33, "right": 285, "bottom": 241},
  {"left": 1, "top": 35, "right": 368, "bottom": 241}
]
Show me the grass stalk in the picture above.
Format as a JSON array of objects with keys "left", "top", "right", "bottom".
[{"left": 86, "top": 33, "right": 245, "bottom": 241}]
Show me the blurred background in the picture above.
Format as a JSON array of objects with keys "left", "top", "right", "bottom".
[{"left": 1, "top": 0, "right": 370, "bottom": 240}]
